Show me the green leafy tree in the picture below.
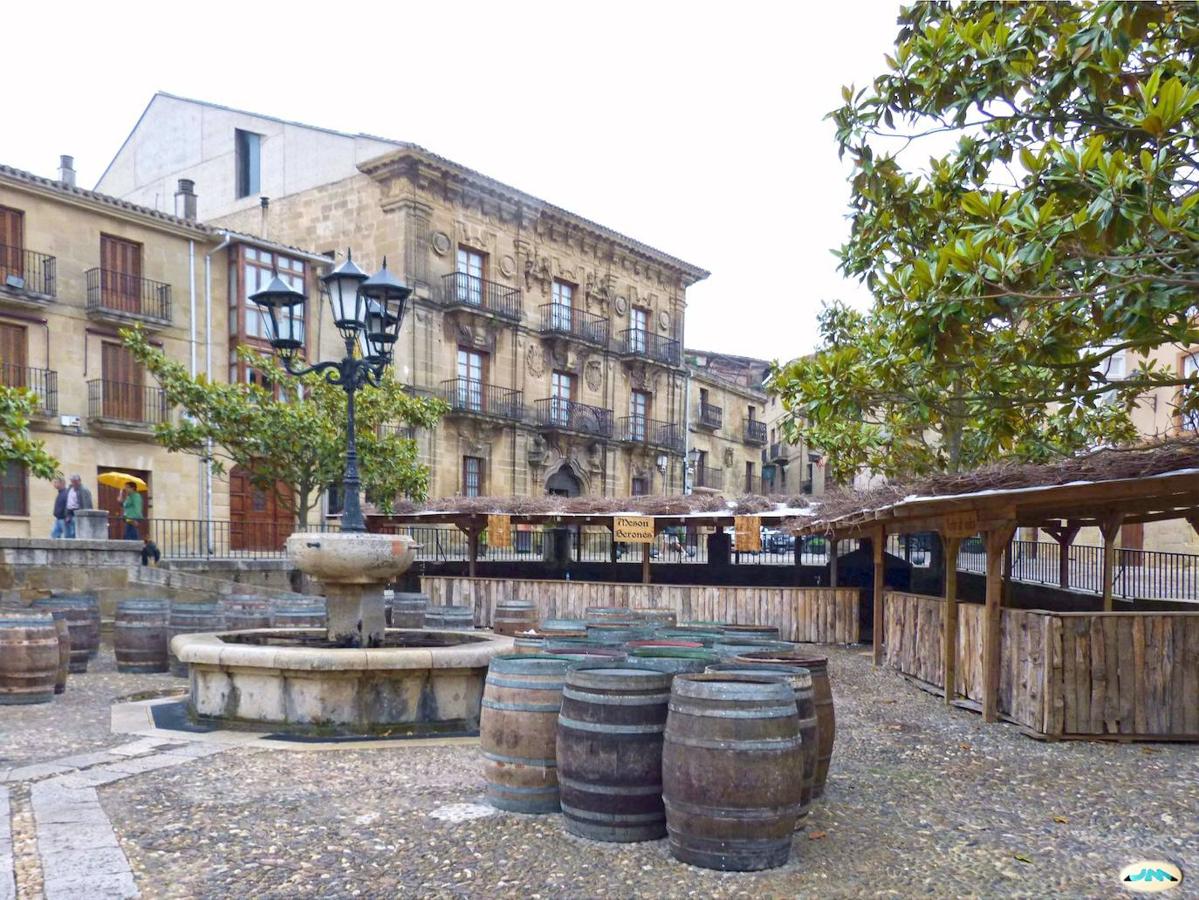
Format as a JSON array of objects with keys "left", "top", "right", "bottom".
[
  {"left": 123, "top": 329, "right": 446, "bottom": 525},
  {"left": 0, "top": 384, "right": 59, "bottom": 480},
  {"left": 774, "top": 1, "right": 1199, "bottom": 483}
]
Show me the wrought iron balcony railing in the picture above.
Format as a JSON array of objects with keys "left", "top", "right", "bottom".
[
  {"left": 698, "top": 402, "right": 722, "bottom": 429},
  {"left": 0, "top": 365, "right": 57, "bottom": 415},
  {"left": 439, "top": 273, "right": 522, "bottom": 322},
  {"left": 87, "top": 380, "right": 169, "bottom": 426},
  {"left": 539, "top": 303, "right": 609, "bottom": 345},
  {"left": 744, "top": 420, "right": 767, "bottom": 445},
  {"left": 0, "top": 245, "right": 56, "bottom": 298},
  {"left": 619, "top": 328, "right": 681, "bottom": 366},
  {"left": 534, "top": 397, "right": 614, "bottom": 437},
  {"left": 694, "top": 466, "right": 723, "bottom": 490},
  {"left": 439, "top": 378, "right": 523, "bottom": 421},
  {"left": 85, "top": 269, "right": 171, "bottom": 321},
  {"left": 618, "top": 416, "right": 684, "bottom": 452}
]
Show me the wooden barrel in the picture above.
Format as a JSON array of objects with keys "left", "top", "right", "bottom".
[
  {"left": 631, "top": 608, "right": 677, "bottom": 628},
  {"left": 539, "top": 618, "right": 588, "bottom": 634},
  {"left": 493, "top": 600, "right": 538, "bottom": 636},
  {"left": 168, "top": 601, "right": 224, "bottom": 677},
  {"left": 33, "top": 596, "right": 98, "bottom": 673},
  {"left": 662, "top": 674, "right": 804, "bottom": 871},
  {"left": 657, "top": 627, "right": 725, "bottom": 647},
  {"left": 0, "top": 613, "right": 60, "bottom": 705},
  {"left": 584, "top": 606, "right": 634, "bottom": 623},
  {"left": 391, "top": 592, "right": 429, "bottom": 628},
  {"left": 480, "top": 654, "right": 572, "bottom": 813},
  {"left": 712, "top": 640, "right": 795, "bottom": 660},
  {"left": 707, "top": 664, "right": 818, "bottom": 820},
  {"left": 584, "top": 623, "right": 652, "bottom": 645},
  {"left": 271, "top": 599, "right": 327, "bottom": 629},
  {"left": 544, "top": 641, "right": 628, "bottom": 661},
  {"left": 512, "top": 633, "right": 548, "bottom": 654},
  {"left": 50, "top": 613, "right": 70, "bottom": 694},
  {"left": 557, "top": 666, "right": 673, "bottom": 842},
  {"left": 734, "top": 652, "right": 835, "bottom": 798},
  {"left": 424, "top": 605, "right": 474, "bottom": 630},
  {"left": 114, "top": 599, "right": 170, "bottom": 674},
  {"left": 221, "top": 594, "right": 273, "bottom": 631},
  {"left": 627, "top": 639, "right": 702, "bottom": 649},
  {"left": 721, "top": 624, "right": 781, "bottom": 640},
  {"left": 628, "top": 647, "right": 718, "bottom": 676}
]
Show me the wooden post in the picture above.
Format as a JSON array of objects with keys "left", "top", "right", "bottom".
[
  {"left": 609, "top": 525, "right": 618, "bottom": 564},
  {"left": 1045, "top": 522, "right": 1080, "bottom": 590},
  {"left": 641, "top": 542, "right": 652, "bottom": 584},
  {"left": 943, "top": 535, "right": 961, "bottom": 705},
  {"left": 575, "top": 526, "right": 583, "bottom": 562},
  {"left": 982, "top": 524, "right": 1016, "bottom": 723},
  {"left": 468, "top": 528, "right": 479, "bottom": 579},
  {"left": 829, "top": 538, "right": 839, "bottom": 588},
  {"left": 1002, "top": 537, "right": 1014, "bottom": 605},
  {"left": 1099, "top": 514, "right": 1123, "bottom": 612},
  {"left": 872, "top": 527, "right": 885, "bottom": 666}
]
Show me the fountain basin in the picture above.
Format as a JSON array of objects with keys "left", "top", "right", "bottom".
[{"left": 172, "top": 628, "right": 513, "bottom": 736}]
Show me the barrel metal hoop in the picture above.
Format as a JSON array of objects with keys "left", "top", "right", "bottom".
[
  {"left": 664, "top": 797, "right": 804, "bottom": 820},
  {"left": 485, "top": 675, "right": 566, "bottom": 691},
  {"left": 481, "top": 699, "right": 562, "bottom": 713},
  {"left": 664, "top": 734, "right": 803, "bottom": 752},
  {"left": 557, "top": 717, "right": 665, "bottom": 735},
  {"left": 667, "top": 703, "right": 798, "bottom": 719},
  {"left": 562, "top": 688, "right": 670, "bottom": 706},
  {"left": 559, "top": 801, "right": 664, "bottom": 824},
  {"left": 481, "top": 750, "right": 557, "bottom": 767},
  {"left": 558, "top": 775, "right": 662, "bottom": 796}
]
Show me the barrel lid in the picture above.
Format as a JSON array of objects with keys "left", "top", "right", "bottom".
[
  {"left": 737, "top": 651, "right": 828, "bottom": 669},
  {"left": 705, "top": 664, "right": 811, "bottom": 685},
  {"left": 630, "top": 646, "right": 717, "bottom": 660},
  {"left": 566, "top": 665, "right": 672, "bottom": 689},
  {"left": 427, "top": 605, "right": 471, "bottom": 613},
  {"left": 489, "top": 653, "right": 573, "bottom": 675},
  {"left": 672, "top": 672, "right": 796, "bottom": 702}
]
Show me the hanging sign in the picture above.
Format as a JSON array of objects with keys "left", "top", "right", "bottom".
[
  {"left": 614, "top": 515, "right": 655, "bottom": 542},
  {"left": 487, "top": 514, "right": 512, "bottom": 549},
  {"left": 943, "top": 510, "right": 979, "bottom": 539},
  {"left": 734, "top": 515, "right": 762, "bottom": 552}
]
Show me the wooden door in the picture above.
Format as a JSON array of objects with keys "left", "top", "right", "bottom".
[
  {"left": 97, "top": 467, "right": 152, "bottom": 540},
  {"left": 0, "top": 207, "right": 22, "bottom": 284},
  {"left": 101, "top": 342, "right": 143, "bottom": 420},
  {"left": 229, "top": 466, "right": 293, "bottom": 551},
  {"left": 0, "top": 322, "right": 26, "bottom": 388},
  {"left": 100, "top": 234, "right": 142, "bottom": 313}
]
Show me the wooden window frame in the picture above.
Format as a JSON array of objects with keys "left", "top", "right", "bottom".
[
  {"left": 0, "top": 461, "right": 27, "bottom": 516},
  {"left": 462, "top": 455, "right": 484, "bottom": 498}
]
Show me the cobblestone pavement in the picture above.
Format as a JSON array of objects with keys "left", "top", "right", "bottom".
[{"left": 83, "top": 647, "right": 1198, "bottom": 899}]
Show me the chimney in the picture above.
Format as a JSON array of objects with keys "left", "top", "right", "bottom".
[
  {"left": 174, "top": 179, "right": 197, "bottom": 220},
  {"left": 58, "top": 155, "right": 76, "bottom": 188}
]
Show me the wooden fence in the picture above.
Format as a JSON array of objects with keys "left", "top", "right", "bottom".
[
  {"left": 421, "top": 576, "right": 861, "bottom": 644},
  {"left": 883, "top": 590, "right": 1199, "bottom": 740}
]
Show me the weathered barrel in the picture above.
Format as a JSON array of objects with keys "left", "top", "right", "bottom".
[
  {"left": 707, "top": 663, "right": 818, "bottom": 820},
  {"left": 424, "top": 605, "right": 474, "bottom": 630},
  {"left": 168, "top": 601, "right": 224, "bottom": 677},
  {"left": 271, "top": 599, "right": 327, "bottom": 629},
  {"left": 656, "top": 628, "right": 725, "bottom": 647},
  {"left": 391, "top": 592, "right": 429, "bottom": 628},
  {"left": 50, "top": 613, "right": 70, "bottom": 694},
  {"left": 557, "top": 666, "right": 673, "bottom": 842},
  {"left": 712, "top": 640, "right": 795, "bottom": 660},
  {"left": 627, "top": 639, "right": 702, "bottom": 649},
  {"left": 114, "top": 599, "right": 171, "bottom": 674},
  {"left": 585, "top": 623, "right": 652, "bottom": 645},
  {"left": 0, "top": 613, "right": 60, "bottom": 705},
  {"left": 662, "top": 674, "right": 804, "bottom": 871},
  {"left": 631, "top": 608, "right": 677, "bottom": 628},
  {"left": 221, "top": 594, "right": 273, "bottom": 631},
  {"left": 33, "top": 596, "right": 98, "bottom": 673},
  {"left": 584, "top": 606, "right": 635, "bottom": 623},
  {"left": 493, "top": 600, "right": 538, "bottom": 636},
  {"left": 539, "top": 618, "right": 588, "bottom": 635},
  {"left": 734, "top": 652, "right": 835, "bottom": 798},
  {"left": 721, "top": 624, "right": 782, "bottom": 640},
  {"left": 480, "top": 654, "right": 572, "bottom": 813},
  {"left": 544, "top": 641, "right": 628, "bottom": 661},
  {"left": 628, "top": 647, "right": 718, "bottom": 676}
]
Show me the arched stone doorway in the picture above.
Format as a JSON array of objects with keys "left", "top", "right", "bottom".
[{"left": 546, "top": 466, "right": 583, "bottom": 497}]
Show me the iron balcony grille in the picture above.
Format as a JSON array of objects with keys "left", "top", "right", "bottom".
[
  {"left": 0, "top": 245, "right": 56, "bottom": 298},
  {"left": 439, "top": 378, "right": 523, "bottom": 421},
  {"left": 694, "top": 466, "right": 723, "bottom": 490},
  {"left": 534, "top": 397, "right": 614, "bottom": 438},
  {"left": 0, "top": 365, "right": 57, "bottom": 415},
  {"left": 440, "top": 272, "right": 523, "bottom": 322},
  {"left": 539, "top": 302, "right": 609, "bottom": 345},
  {"left": 744, "top": 420, "right": 767, "bottom": 444},
  {"left": 87, "top": 379, "right": 169, "bottom": 426},
  {"left": 85, "top": 268, "right": 172, "bottom": 321},
  {"left": 619, "top": 416, "right": 683, "bottom": 452},
  {"left": 619, "top": 328, "right": 681, "bottom": 366},
  {"left": 698, "top": 402, "right": 723, "bottom": 429}
]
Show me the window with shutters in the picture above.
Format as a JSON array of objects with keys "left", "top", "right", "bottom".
[
  {"left": 551, "top": 280, "right": 574, "bottom": 331},
  {"left": 630, "top": 307, "right": 649, "bottom": 354},
  {"left": 630, "top": 390, "right": 650, "bottom": 440},
  {"left": 0, "top": 322, "right": 27, "bottom": 389},
  {"left": 456, "top": 247, "right": 485, "bottom": 305},
  {"left": 462, "top": 456, "right": 484, "bottom": 497},
  {"left": 0, "top": 206, "right": 24, "bottom": 284},
  {"left": 235, "top": 130, "right": 262, "bottom": 199},
  {"left": 457, "top": 347, "right": 486, "bottom": 411},
  {"left": 0, "top": 461, "right": 27, "bottom": 516},
  {"left": 631, "top": 476, "right": 649, "bottom": 496},
  {"left": 99, "top": 234, "right": 143, "bottom": 313},
  {"left": 551, "top": 371, "right": 574, "bottom": 426}
]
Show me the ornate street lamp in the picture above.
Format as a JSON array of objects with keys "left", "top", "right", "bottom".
[{"left": 250, "top": 250, "right": 410, "bottom": 533}]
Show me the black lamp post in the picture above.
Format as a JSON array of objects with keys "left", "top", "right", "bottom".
[{"left": 249, "top": 250, "right": 411, "bottom": 533}]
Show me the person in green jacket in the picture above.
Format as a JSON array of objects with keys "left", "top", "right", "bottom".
[{"left": 120, "top": 482, "right": 143, "bottom": 540}]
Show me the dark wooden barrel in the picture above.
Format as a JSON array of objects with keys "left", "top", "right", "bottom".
[
  {"left": 50, "top": 613, "right": 70, "bottom": 694},
  {"left": 168, "top": 601, "right": 224, "bottom": 677},
  {"left": 493, "top": 600, "right": 538, "bottom": 636},
  {"left": 734, "top": 652, "right": 835, "bottom": 798},
  {"left": 557, "top": 666, "right": 673, "bottom": 842},
  {"left": 662, "top": 673, "right": 804, "bottom": 871},
  {"left": 424, "top": 605, "right": 474, "bottom": 630},
  {"left": 221, "top": 594, "right": 273, "bottom": 631},
  {"left": 721, "top": 624, "right": 781, "bottom": 640},
  {"left": 707, "top": 663, "right": 818, "bottom": 820},
  {"left": 628, "top": 647, "right": 718, "bottom": 676},
  {"left": 33, "top": 596, "right": 98, "bottom": 673},
  {"left": 271, "top": 599, "right": 327, "bottom": 629},
  {"left": 480, "top": 654, "right": 572, "bottom": 813},
  {"left": 391, "top": 592, "right": 428, "bottom": 628},
  {"left": 114, "top": 599, "right": 170, "bottom": 674},
  {"left": 0, "top": 613, "right": 60, "bottom": 705},
  {"left": 631, "top": 608, "right": 677, "bottom": 628}
]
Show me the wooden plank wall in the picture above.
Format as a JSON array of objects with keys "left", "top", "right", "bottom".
[{"left": 420, "top": 576, "right": 861, "bottom": 644}]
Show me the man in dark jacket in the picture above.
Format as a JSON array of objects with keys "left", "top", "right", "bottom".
[{"left": 50, "top": 477, "right": 67, "bottom": 538}]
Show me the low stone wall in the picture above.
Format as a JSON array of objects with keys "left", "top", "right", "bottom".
[{"left": 161, "top": 558, "right": 312, "bottom": 594}]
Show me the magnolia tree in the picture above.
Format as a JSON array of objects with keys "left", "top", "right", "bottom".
[
  {"left": 0, "top": 384, "right": 58, "bottom": 479},
  {"left": 123, "top": 329, "right": 446, "bottom": 526},
  {"left": 773, "top": 1, "right": 1199, "bottom": 483}
]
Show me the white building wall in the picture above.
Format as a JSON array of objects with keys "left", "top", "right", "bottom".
[{"left": 96, "top": 93, "right": 399, "bottom": 222}]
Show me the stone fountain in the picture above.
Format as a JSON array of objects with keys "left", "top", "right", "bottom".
[{"left": 171, "top": 531, "right": 512, "bottom": 735}]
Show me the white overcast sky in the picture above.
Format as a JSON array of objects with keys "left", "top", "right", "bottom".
[{"left": 4, "top": 0, "right": 902, "bottom": 363}]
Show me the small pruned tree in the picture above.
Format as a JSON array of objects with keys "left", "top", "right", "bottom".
[{"left": 0, "top": 384, "right": 59, "bottom": 480}]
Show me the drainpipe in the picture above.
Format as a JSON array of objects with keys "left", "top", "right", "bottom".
[{"left": 204, "top": 235, "right": 234, "bottom": 543}]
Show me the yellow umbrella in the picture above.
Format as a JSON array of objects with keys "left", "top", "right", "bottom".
[{"left": 98, "top": 471, "right": 147, "bottom": 492}]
